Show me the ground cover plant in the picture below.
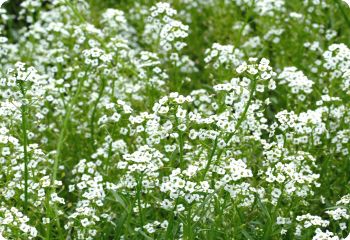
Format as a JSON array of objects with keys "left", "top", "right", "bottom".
[{"left": 1, "top": 0, "right": 350, "bottom": 239}]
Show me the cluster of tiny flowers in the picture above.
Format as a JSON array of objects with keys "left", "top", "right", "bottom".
[
  {"left": 1, "top": 62, "right": 46, "bottom": 102},
  {"left": 312, "top": 229, "right": 341, "bottom": 240},
  {"left": 322, "top": 44, "right": 350, "bottom": 93},
  {"left": 235, "top": 0, "right": 285, "bottom": 16},
  {"left": 66, "top": 159, "right": 116, "bottom": 240},
  {"left": 144, "top": 2, "right": 189, "bottom": 52},
  {"left": 0, "top": 206, "right": 37, "bottom": 239},
  {"left": 204, "top": 43, "right": 244, "bottom": 69},
  {"left": 117, "top": 146, "right": 166, "bottom": 192},
  {"left": 278, "top": 66, "right": 314, "bottom": 100}
]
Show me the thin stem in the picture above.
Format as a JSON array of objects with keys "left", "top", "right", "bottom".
[
  {"left": 52, "top": 70, "right": 88, "bottom": 183},
  {"left": 201, "top": 136, "right": 218, "bottom": 180},
  {"left": 236, "top": 0, "right": 255, "bottom": 46},
  {"left": 136, "top": 174, "right": 144, "bottom": 231},
  {"left": 174, "top": 112, "right": 185, "bottom": 168},
  {"left": 50, "top": 71, "right": 88, "bottom": 240},
  {"left": 178, "top": 132, "right": 184, "bottom": 167},
  {"left": 18, "top": 82, "right": 29, "bottom": 213},
  {"left": 21, "top": 95, "right": 29, "bottom": 212},
  {"left": 90, "top": 77, "right": 106, "bottom": 150}
]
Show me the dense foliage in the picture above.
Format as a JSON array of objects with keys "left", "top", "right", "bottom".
[{"left": 1, "top": 0, "right": 350, "bottom": 239}]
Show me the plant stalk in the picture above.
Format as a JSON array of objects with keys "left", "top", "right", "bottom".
[{"left": 19, "top": 82, "right": 29, "bottom": 213}]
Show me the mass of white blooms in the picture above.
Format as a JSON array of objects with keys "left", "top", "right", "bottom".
[{"left": 0, "top": 0, "right": 350, "bottom": 239}]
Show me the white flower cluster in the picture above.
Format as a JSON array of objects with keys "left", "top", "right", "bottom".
[
  {"left": 312, "top": 229, "right": 340, "bottom": 240},
  {"left": 1, "top": 62, "right": 46, "bottom": 102},
  {"left": 82, "top": 47, "right": 113, "bottom": 67},
  {"left": 204, "top": 43, "right": 244, "bottom": 69},
  {"left": 278, "top": 66, "right": 314, "bottom": 99},
  {"left": 235, "top": 0, "right": 285, "bottom": 16},
  {"left": 66, "top": 159, "right": 116, "bottom": 240},
  {"left": 144, "top": 2, "right": 189, "bottom": 52},
  {"left": 296, "top": 214, "right": 330, "bottom": 229},
  {"left": 322, "top": 44, "right": 350, "bottom": 93},
  {"left": 160, "top": 168, "right": 213, "bottom": 204},
  {"left": 117, "top": 146, "right": 166, "bottom": 192},
  {"left": 0, "top": 206, "right": 37, "bottom": 239}
]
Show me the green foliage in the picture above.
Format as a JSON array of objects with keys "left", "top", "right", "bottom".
[{"left": 0, "top": 0, "right": 350, "bottom": 239}]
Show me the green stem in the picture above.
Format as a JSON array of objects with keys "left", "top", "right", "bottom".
[
  {"left": 136, "top": 175, "right": 144, "bottom": 231},
  {"left": 50, "top": 71, "right": 88, "bottom": 240},
  {"left": 202, "top": 136, "right": 218, "bottom": 180},
  {"left": 18, "top": 82, "right": 29, "bottom": 213},
  {"left": 236, "top": 0, "right": 255, "bottom": 46},
  {"left": 174, "top": 113, "right": 185, "bottom": 168},
  {"left": 90, "top": 78, "right": 106, "bottom": 150},
  {"left": 21, "top": 97, "right": 29, "bottom": 212},
  {"left": 52, "top": 70, "right": 88, "bottom": 182},
  {"left": 185, "top": 205, "right": 193, "bottom": 240},
  {"left": 178, "top": 132, "right": 184, "bottom": 167}
]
